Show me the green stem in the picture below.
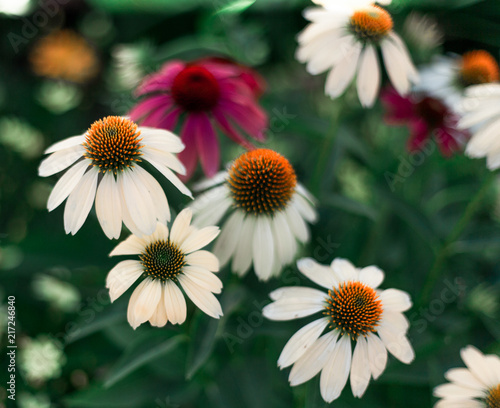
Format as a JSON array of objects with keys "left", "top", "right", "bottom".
[{"left": 417, "top": 172, "right": 495, "bottom": 308}]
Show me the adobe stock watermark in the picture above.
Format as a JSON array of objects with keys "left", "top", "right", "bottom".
[
  {"left": 409, "top": 277, "right": 467, "bottom": 334},
  {"left": 259, "top": 107, "right": 297, "bottom": 144},
  {"left": 8, "top": 0, "right": 72, "bottom": 54},
  {"left": 384, "top": 129, "right": 461, "bottom": 192}
]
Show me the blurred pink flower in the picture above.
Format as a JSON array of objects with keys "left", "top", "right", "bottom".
[
  {"left": 130, "top": 59, "right": 268, "bottom": 179},
  {"left": 381, "top": 87, "right": 469, "bottom": 156}
]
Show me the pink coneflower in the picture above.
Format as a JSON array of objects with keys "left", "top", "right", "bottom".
[
  {"left": 129, "top": 59, "right": 268, "bottom": 179},
  {"left": 381, "top": 87, "right": 469, "bottom": 156}
]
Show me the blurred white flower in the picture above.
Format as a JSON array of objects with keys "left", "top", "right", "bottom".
[
  {"left": 0, "top": 117, "right": 44, "bottom": 159},
  {"left": 296, "top": 1, "right": 418, "bottom": 107},
  {"left": 20, "top": 336, "right": 66, "bottom": 383},
  {"left": 403, "top": 13, "right": 443, "bottom": 54},
  {"left": 434, "top": 345, "right": 500, "bottom": 408},
  {"left": 263, "top": 257, "right": 414, "bottom": 403},
  {"left": 111, "top": 41, "right": 154, "bottom": 90},
  {"left": 32, "top": 274, "right": 81, "bottom": 313},
  {"left": 35, "top": 81, "right": 82, "bottom": 114}
]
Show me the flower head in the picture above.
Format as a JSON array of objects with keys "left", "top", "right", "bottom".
[
  {"left": 29, "top": 29, "right": 99, "bottom": 84},
  {"left": 107, "top": 208, "right": 222, "bottom": 329},
  {"left": 416, "top": 50, "right": 500, "bottom": 108},
  {"left": 130, "top": 59, "right": 268, "bottom": 179},
  {"left": 434, "top": 346, "right": 500, "bottom": 408},
  {"left": 38, "top": 116, "right": 192, "bottom": 239},
  {"left": 381, "top": 86, "right": 469, "bottom": 156},
  {"left": 296, "top": 2, "right": 418, "bottom": 107},
  {"left": 263, "top": 257, "right": 414, "bottom": 403},
  {"left": 458, "top": 84, "right": 500, "bottom": 170},
  {"left": 190, "top": 148, "right": 317, "bottom": 281}
]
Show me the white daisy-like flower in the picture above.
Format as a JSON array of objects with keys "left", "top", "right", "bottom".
[
  {"left": 416, "top": 50, "right": 500, "bottom": 109},
  {"left": 38, "top": 116, "right": 192, "bottom": 239},
  {"left": 458, "top": 83, "right": 500, "bottom": 170},
  {"left": 106, "top": 208, "right": 222, "bottom": 329},
  {"left": 189, "top": 149, "right": 317, "bottom": 282},
  {"left": 263, "top": 257, "right": 414, "bottom": 403},
  {"left": 296, "top": 1, "right": 418, "bottom": 107},
  {"left": 433, "top": 345, "right": 500, "bottom": 408}
]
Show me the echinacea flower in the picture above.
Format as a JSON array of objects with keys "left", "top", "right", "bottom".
[
  {"left": 190, "top": 149, "right": 317, "bottom": 281},
  {"left": 416, "top": 50, "right": 500, "bottom": 108},
  {"left": 381, "top": 86, "right": 469, "bottom": 156},
  {"left": 38, "top": 116, "right": 192, "bottom": 239},
  {"left": 459, "top": 84, "right": 500, "bottom": 170},
  {"left": 129, "top": 59, "right": 268, "bottom": 179},
  {"left": 296, "top": 1, "right": 418, "bottom": 107},
  {"left": 433, "top": 345, "right": 500, "bottom": 408},
  {"left": 29, "top": 29, "right": 99, "bottom": 84},
  {"left": 106, "top": 208, "right": 222, "bottom": 329},
  {"left": 263, "top": 257, "right": 414, "bottom": 403}
]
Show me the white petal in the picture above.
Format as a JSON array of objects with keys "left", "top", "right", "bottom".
[
  {"left": 252, "top": 216, "right": 275, "bottom": 281},
  {"left": 39, "top": 145, "right": 86, "bottom": 177},
  {"left": 182, "top": 265, "right": 223, "bottom": 294},
  {"left": 292, "top": 193, "right": 318, "bottom": 223},
  {"left": 320, "top": 334, "right": 352, "bottom": 403},
  {"left": 433, "top": 383, "right": 485, "bottom": 399},
  {"left": 163, "top": 280, "right": 187, "bottom": 325},
  {"left": 106, "top": 260, "right": 144, "bottom": 302},
  {"left": 142, "top": 146, "right": 186, "bottom": 175},
  {"left": 358, "top": 266, "right": 385, "bottom": 289},
  {"left": 297, "top": 258, "right": 338, "bottom": 289},
  {"left": 63, "top": 167, "right": 99, "bottom": 235},
  {"left": 44, "top": 134, "right": 86, "bottom": 154},
  {"left": 213, "top": 210, "right": 244, "bottom": 267},
  {"left": 269, "top": 286, "right": 327, "bottom": 302},
  {"left": 185, "top": 250, "right": 219, "bottom": 272},
  {"left": 379, "top": 289, "right": 412, "bottom": 312},
  {"left": 278, "top": 317, "right": 329, "bottom": 368},
  {"left": 178, "top": 275, "right": 222, "bottom": 319},
  {"left": 324, "top": 41, "right": 362, "bottom": 98},
  {"left": 47, "top": 160, "right": 89, "bottom": 211},
  {"left": 444, "top": 368, "right": 485, "bottom": 391},
  {"left": 350, "top": 336, "right": 371, "bottom": 398},
  {"left": 377, "top": 324, "right": 414, "bottom": 364},
  {"left": 271, "top": 211, "right": 297, "bottom": 265},
  {"left": 127, "top": 279, "right": 162, "bottom": 329},
  {"left": 170, "top": 208, "right": 193, "bottom": 245},
  {"left": 192, "top": 171, "right": 227, "bottom": 192},
  {"left": 285, "top": 202, "right": 310, "bottom": 243},
  {"left": 190, "top": 186, "right": 231, "bottom": 228},
  {"left": 381, "top": 311, "right": 409, "bottom": 333},
  {"left": 289, "top": 330, "right": 340, "bottom": 386},
  {"left": 466, "top": 117, "right": 500, "bottom": 158},
  {"left": 330, "top": 258, "right": 357, "bottom": 282},
  {"left": 356, "top": 44, "right": 381, "bottom": 108},
  {"left": 232, "top": 215, "right": 255, "bottom": 276},
  {"left": 381, "top": 38, "right": 410, "bottom": 95},
  {"left": 461, "top": 346, "right": 499, "bottom": 388},
  {"left": 95, "top": 172, "right": 123, "bottom": 239},
  {"left": 109, "top": 235, "right": 146, "bottom": 257},
  {"left": 180, "top": 226, "right": 220, "bottom": 254},
  {"left": 140, "top": 127, "right": 185, "bottom": 153},
  {"left": 149, "top": 285, "right": 168, "bottom": 327},
  {"left": 135, "top": 166, "right": 170, "bottom": 225},
  {"left": 262, "top": 293, "right": 325, "bottom": 321},
  {"left": 435, "top": 399, "right": 483, "bottom": 408},
  {"left": 146, "top": 154, "right": 192, "bottom": 198},
  {"left": 366, "top": 333, "right": 387, "bottom": 380}
]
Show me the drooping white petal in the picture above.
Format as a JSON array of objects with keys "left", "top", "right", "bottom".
[
  {"left": 297, "top": 258, "right": 338, "bottom": 289},
  {"left": 180, "top": 226, "right": 220, "bottom": 254},
  {"left": 324, "top": 41, "right": 362, "bottom": 98},
  {"left": 142, "top": 146, "right": 186, "bottom": 175},
  {"left": 320, "top": 334, "right": 352, "bottom": 403},
  {"left": 252, "top": 215, "right": 275, "bottom": 281},
  {"left": 285, "top": 204, "right": 310, "bottom": 243},
  {"left": 381, "top": 38, "right": 411, "bottom": 95},
  {"left": 106, "top": 260, "right": 144, "bottom": 302},
  {"left": 149, "top": 285, "right": 168, "bottom": 327},
  {"left": 377, "top": 323, "right": 414, "bottom": 364},
  {"left": 95, "top": 171, "right": 123, "bottom": 239},
  {"left": 127, "top": 279, "right": 162, "bottom": 330},
  {"left": 232, "top": 215, "right": 255, "bottom": 276},
  {"left": 63, "top": 167, "right": 99, "bottom": 235},
  {"left": 163, "top": 280, "right": 187, "bottom": 325},
  {"left": 289, "top": 330, "right": 340, "bottom": 386},
  {"left": 135, "top": 166, "right": 170, "bottom": 225},
  {"left": 213, "top": 210, "right": 244, "bottom": 267},
  {"left": 39, "top": 145, "right": 86, "bottom": 177},
  {"left": 47, "top": 160, "right": 89, "bottom": 211},
  {"left": 271, "top": 211, "right": 297, "bottom": 265},
  {"left": 381, "top": 311, "right": 409, "bottom": 333},
  {"left": 278, "top": 317, "right": 329, "bottom": 368},
  {"left": 182, "top": 265, "right": 223, "bottom": 294},
  {"left": 178, "top": 274, "right": 222, "bottom": 319},
  {"left": 190, "top": 186, "right": 231, "bottom": 228},
  {"left": 366, "top": 333, "right": 388, "bottom": 380},
  {"left": 292, "top": 193, "right": 318, "bottom": 223},
  {"left": 350, "top": 336, "right": 371, "bottom": 398},
  {"left": 185, "top": 250, "right": 219, "bottom": 272},
  {"left": 145, "top": 154, "right": 192, "bottom": 198},
  {"left": 356, "top": 44, "right": 381, "bottom": 108},
  {"left": 379, "top": 288, "right": 412, "bottom": 312}
]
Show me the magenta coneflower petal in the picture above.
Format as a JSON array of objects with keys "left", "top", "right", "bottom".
[
  {"left": 407, "top": 119, "right": 429, "bottom": 151},
  {"left": 135, "top": 61, "right": 185, "bottom": 97},
  {"left": 436, "top": 127, "right": 460, "bottom": 157},
  {"left": 178, "top": 116, "right": 200, "bottom": 179},
  {"left": 194, "top": 113, "right": 220, "bottom": 178},
  {"left": 212, "top": 109, "right": 254, "bottom": 150},
  {"left": 129, "top": 94, "right": 172, "bottom": 123},
  {"left": 158, "top": 107, "right": 182, "bottom": 130},
  {"left": 219, "top": 100, "right": 267, "bottom": 141}
]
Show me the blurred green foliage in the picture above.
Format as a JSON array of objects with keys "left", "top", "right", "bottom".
[{"left": 0, "top": 0, "right": 499, "bottom": 407}]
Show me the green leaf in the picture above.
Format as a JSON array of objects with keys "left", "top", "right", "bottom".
[
  {"left": 214, "top": 0, "right": 256, "bottom": 15},
  {"left": 104, "top": 333, "right": 186, "bottom": 388}
]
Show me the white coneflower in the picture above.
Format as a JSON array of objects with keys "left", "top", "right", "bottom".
[
  {"left": 263, "top": 257, "right": 414, "bottom": 403},
  {"left": 107, "top": 208, "right": 222, "bottom": 329},
  {"left": 458, "top": 83, "right": 500, "bottom": 169},
  {"left": 38, "top": 116, "right": 192, "bottom": 239},
  {"left": 189, "top": 149, "right": 317, "bottom": 281},
  {"left": 434, "top": 345, "right": 500, "bottom": 408},
  {"left": 416, "top": 50, "right": 500, "bottom": 108},
  {"left": 296, "top": 1, "right": 418, "bottom": 107}
]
